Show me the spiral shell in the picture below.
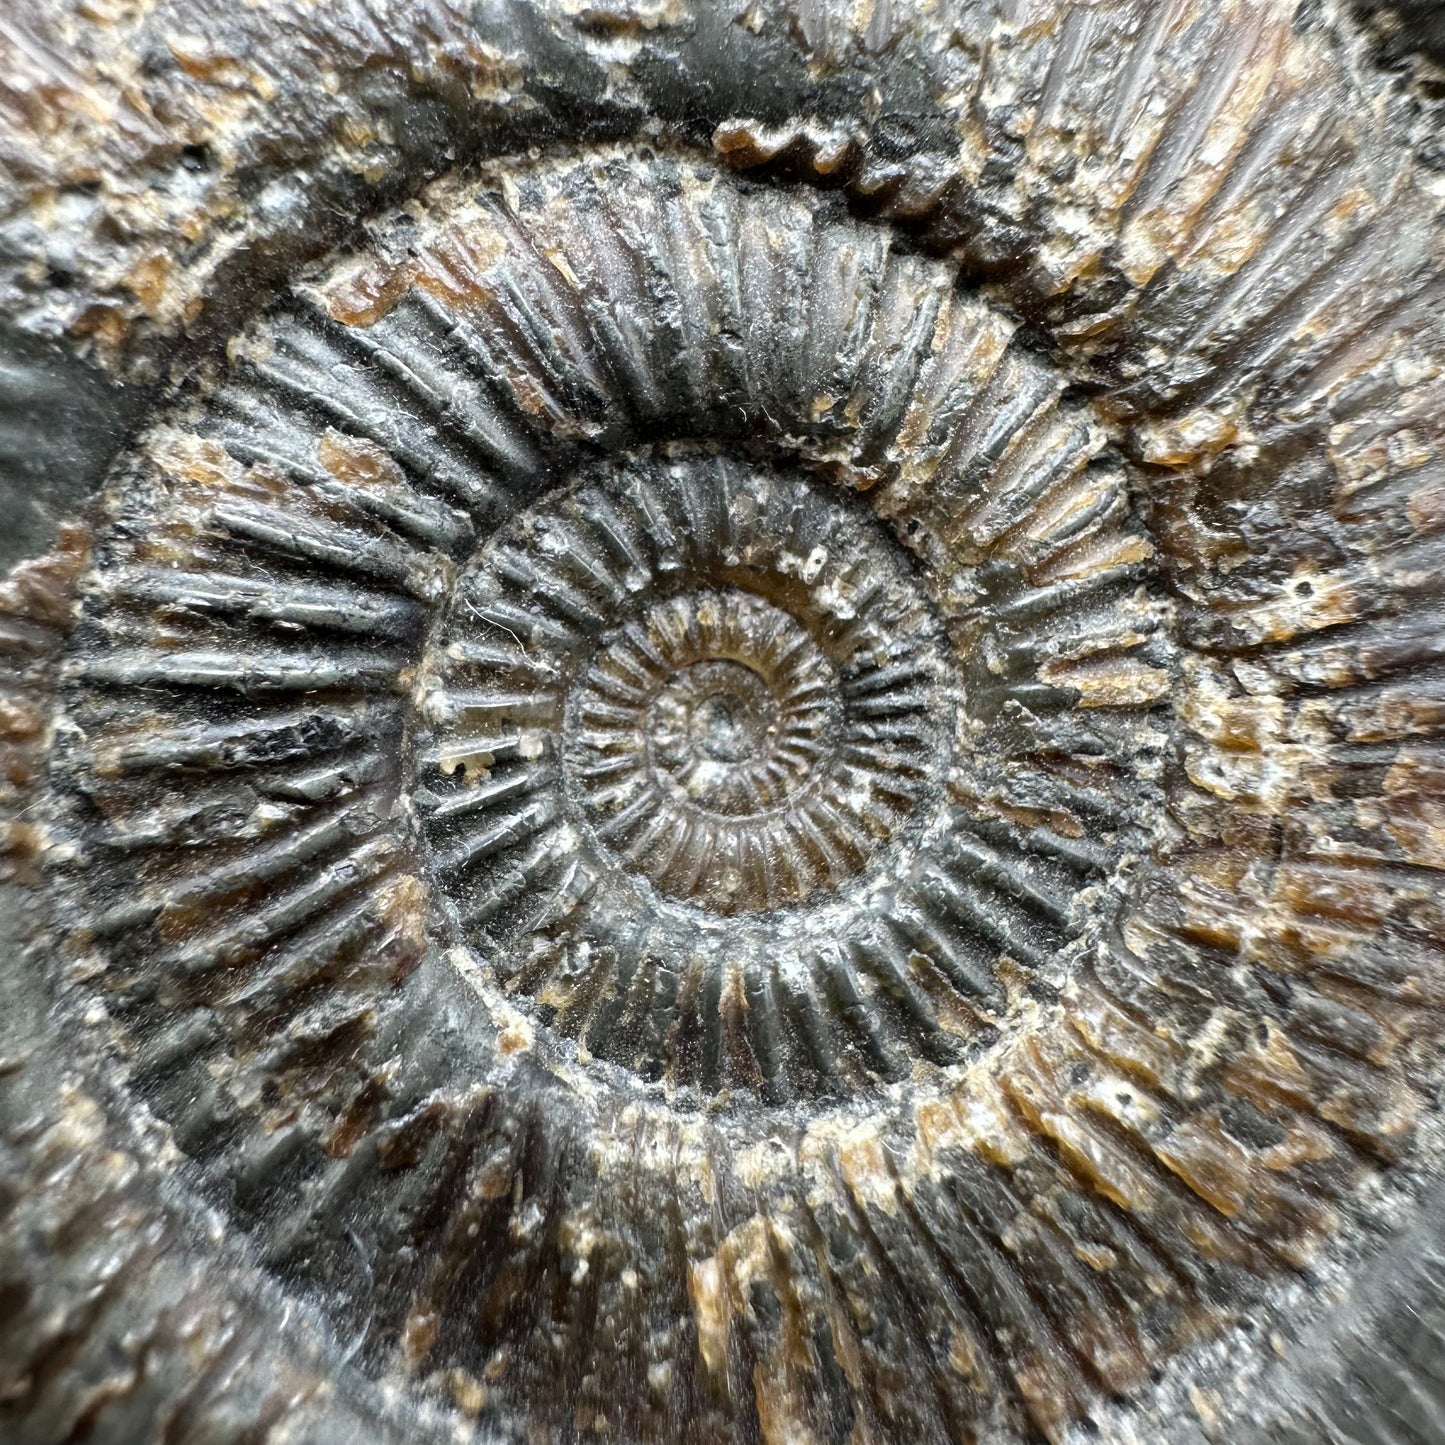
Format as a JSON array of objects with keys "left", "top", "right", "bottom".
[{"left": 4, "top": 4, "right": 1445, "bottom": 1445}]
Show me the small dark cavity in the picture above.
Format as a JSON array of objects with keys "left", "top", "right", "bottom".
[{"left": 179, "top": 142, "right": 215, "bottom": 173}]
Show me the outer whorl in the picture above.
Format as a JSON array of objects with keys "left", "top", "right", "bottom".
[{"left": 3, "top": 5, "right": 1445, "bottom": 1445}]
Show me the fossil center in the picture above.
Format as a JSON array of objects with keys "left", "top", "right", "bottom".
[
  {"left": 568, "top": 586, "right": 863, "bottom": 911},
  {"left": 640, "top": 625, "right": 804, "bottom": 800},
  {"left": 680, "top": 667, "right": 772, "bottom": 766}
]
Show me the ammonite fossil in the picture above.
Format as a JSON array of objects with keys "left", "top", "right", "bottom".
[{"left": 4, "top": 3, "right": 1445, "bottom": 1443}]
